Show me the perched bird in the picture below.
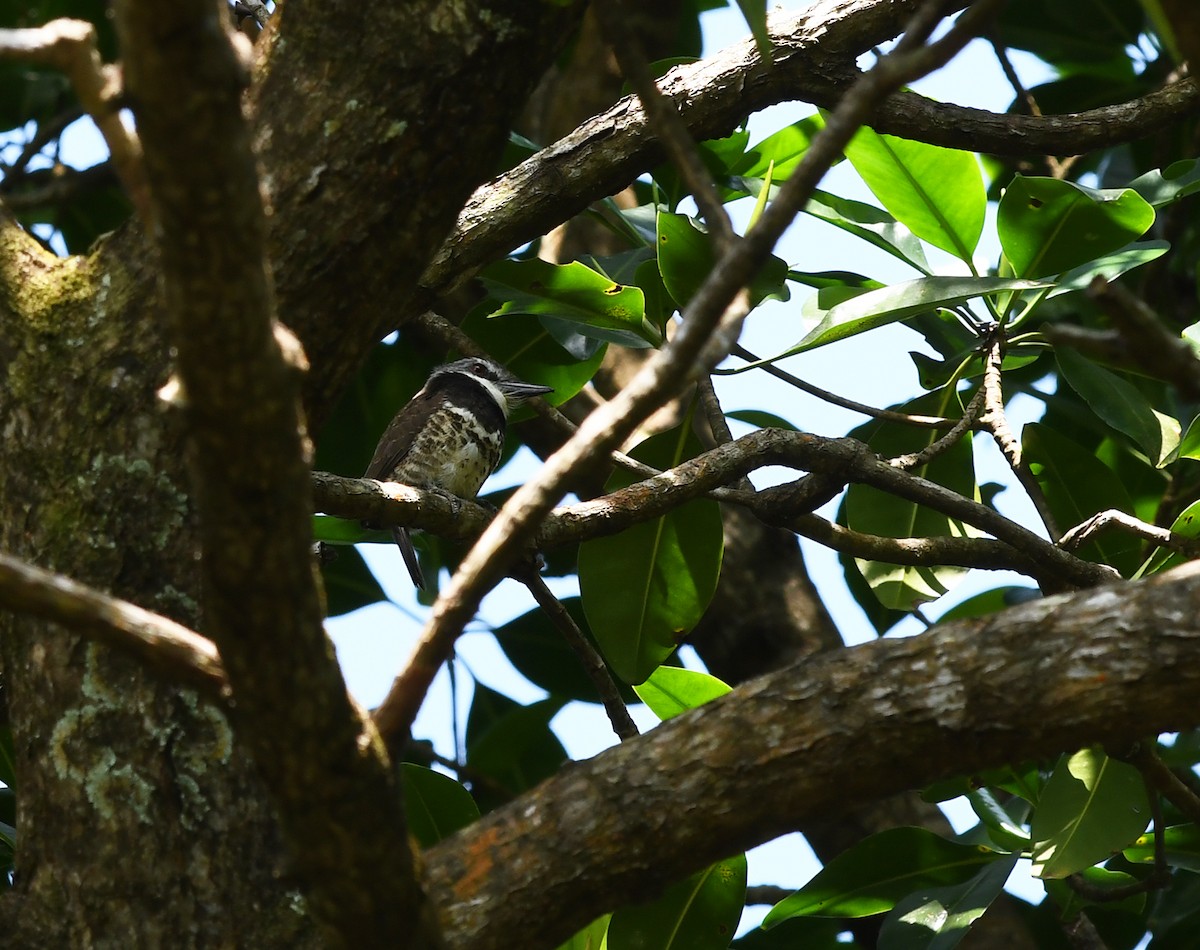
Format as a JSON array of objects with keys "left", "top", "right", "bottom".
[{"left": 364, "top": 357, "right": 553, "bottom": 589}]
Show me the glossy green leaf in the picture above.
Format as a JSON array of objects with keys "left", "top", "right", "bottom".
[
  {"left": 1139, "top": 497, "right": 1200, "bottom": 578},
  {"left": 998, "top": 176, "right": 1155, "bottom": 278},
  {"left": 399, "top": 764, "right": 480, "bottom": 848},
  {"left": 877, "top": 854, "right": 1017, "bottom": 950},
  {"left": 1030, "top": 747, "right": 1151, "bottom": 879},
  {"left": 1056, "top": 346, "right": 1181, "bottom": 466},
  {"left": 492, "top": 599, "right": 636, "bottom": 704},
  {"left": 579, "top": 426, "right": 724, "bottom": 685},
  {"left": 319, "top": 544, "right": 388, "bottom": 617},
  {"left": 763, "top": 828, "right": 1003, "bottom": 924},
  {"left": 936, "top": 587, "right": 1041, "bottom": 624},
  {"left": 635, "top": 667, "right": 730, "bottom": 720},
  {"left": 656, "top": 210, "right": 790, "bottom": 310},
  {"left": 556, "top": 915, "right": 610, "bottom": 950},
  {"left": 727, "top": 409, "right": 799, "bottom": 431},
  {"left": 1123, "top": 823, "right": 1200, "bottom": 872},
  {"left": 992, "top": 0, "right": 1142, "bottom": 78},
  {"left": 844, "top": 127, "right": 986, "bottom": 262},
  {"left": 804, "top": 188, "right": 931, "bottom": 274},
  {"left": 1178, "top": 415, "right": 1200, "bottom": 460},
  {"left": 845, "top": 390, "right": 979, "bottom": 611},
  {"left": 733, "top": 113, "right": 824, "bottom": 180},
  {"left": 1048, "top": 241, "right": 1170, "bottom": 297},
  {"left": 480, "top": 258, "right": 661, "bottom": 348},
  {"left": 792, "top": 276, "right": 1047, "bottom": 354},
  {"left": 963, "top": 789, "right": 1030, "bottom": 852},
  {"left": 466, "top": 688, "right": 567, "bottom": 803},
  {"left": 608, "top": 853, "right": 747, "bottom": 950},
  {"left": 1022, "top": 423, "right": 1140, "bottom": 574},
  {"left": 1129, "top": 158, "right": 1200, "bottom": 208},
  {"left": 460, "top": 305, "right": 606, "bottom": 406}
]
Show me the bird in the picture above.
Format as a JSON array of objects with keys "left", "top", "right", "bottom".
[{"left": 363, "top": 356, "right": 553, "bottom": 589}]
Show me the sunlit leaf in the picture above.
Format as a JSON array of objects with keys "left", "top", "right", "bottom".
[
  {"left": 804, "top": 188, "right": 931, "bottom": 274},
  {"left": 791, "top": 276, "right": 1046, "bottom": 354},
  {"left": 1129, "top": 159, "right": 1200, "bottom": 208},
  {"left": 877, "top": 855, "right": 1017, "bottom": 950},
  {"left": 1123, "top": 823, "right": 1200, "bottom": 873},
  {"left": 763, "top": 828, "right": 1003, "bottom": 924},
  {"left": 844, "top": 127, "right": 986, "bottom": 262},
  {"left": 998, "top": 176, "right": 1154, "bottom": 278},
  {"left": 480, "top": 258, "right": 661, "bottom": 348},
  {"left": 635, "top": 667, "right": 730, "bottom": 720},
  {"left": 1031, "top": 747, "right": 1151, "bottom": 879}
]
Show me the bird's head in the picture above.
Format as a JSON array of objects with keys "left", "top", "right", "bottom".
[{"left": 433, "top": 357, "right": 553, "bottom": 417}]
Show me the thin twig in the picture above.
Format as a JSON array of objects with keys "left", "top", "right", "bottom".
[
  {"left": 729, "top": 344, "right": 957, "bottom": 428},
  {"left": 521, "top": 573, "right": 639, "bottom": 742},
  {"left": 0, "top": 19, "right": 152, "bottom": 226},
  {"left": 889, "top": 383, "right": 986, "bottom": 470},
  {"left": 977, "top": 331, "right": 1060, "bottom": 538},
  {"left": 1059, "top": 509, "right": 1200, "bottom": 559},
  {"left": 0, "top": 550, "right": 227, "bottom": 697}
]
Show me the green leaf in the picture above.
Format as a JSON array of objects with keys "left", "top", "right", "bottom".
[
  {"left": 1123, "top": 823, "right": 1200, "bottom": 872},
  {"left": 727, "top": 409, "right": 799, "bottom": 431},
  {"left": 492, "top": 599, "right": 636, "bottom": 704},
  {"left": 556, "top": 915, "right": 611, "bottom": 950},
  {"left": 466, "top": 688, "right": 567, "bottom": 804},
  {"left": 1030, "top": 747, "right": 1151, "bottom": 879},
  {"left": 480, "top": 258, "right": 662, "bottom": 348},
  {"left": 992, "top": 0, "right": 1142, "bottom": 78},
  {"left": 877, "top": 854, "right": 1017, "bottom": 950},
  {"left": 399, "top": 764, "right": 480, "bottom": 848},
  {"left": 845, "top": 390, "right": 979, "bottom": 611},
  {"left": 1048, "top": 241, "right": 1170, "bottom": 297},
  {"left": 635, "top": 667, "right": 730, "bottom": 720},
  {"left": 1129, "top": 158, "right": 1200, "bottom": 208},
  {"left": 1138, "top": 497, "right": 1200, "bottom": 578},
  {"left": 608, "top": 853, "right": 747, "bottom": 950},
  {"left": 997, "top": 176, "right": 1155, "bottom": 279},
  {"left": 1022, "top": 422, "right": 1141, "bottom": 574},
  {"left": 579, "top": 425, "right": 724, "bottom": 684},
  {"left": 792, "top": 276, "right": 1047, "bottom": 355},
  {"left": 733, "top": 114, "right": 824, "bottom": 181},
  {"left": 656, "top": 210, "right": 790, "bottom": 310},
  {"left": 1056, "top": 346, "right": 1181, "bottom": 467},
  {"left": 763, "top": 828, "right": 1003, "bottom": 924},
  {"left": 458, "top": 304, "right": 606, "bottom": 408},
  {"left": 964, "top": 788, "right": 1031, "bottom": 852},
  {"left": 804, "top": 188, "right": 931, "bottom": 274},
  {"left": 844, "top": 127, "right": 986, "bottom": 263},
  {"left": 1044, "top": 867, "right": 1146, "bottom": 917},
  {"left": 320, "top": 545, "right": 388, "bottom": 618}
]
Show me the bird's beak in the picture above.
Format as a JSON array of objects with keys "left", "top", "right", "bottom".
[{"left": 500, "top": 380, "right": 554, "bottom": 404}]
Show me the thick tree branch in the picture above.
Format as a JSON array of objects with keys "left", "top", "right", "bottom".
[
  {"left": 423, "top": 7, "right": 1200, "bottom": 296},
  {"left": 0, "top": 551, "right": 226, "bottom": 696},
  {"left": 113, "top": 1, "right": 436, "bottom": 946},
  {"left": 424, "top": 561, "right": 1200, "bottom": 950},
  {"left": 373, "top": 0, "right": 1011, "bottom": 743}
]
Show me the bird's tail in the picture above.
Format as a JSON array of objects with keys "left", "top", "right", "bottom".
[{"left": 392, "top": 525, "right": 426, "bottom": 589}]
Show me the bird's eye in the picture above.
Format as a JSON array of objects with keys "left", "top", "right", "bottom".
[{"left": 473, "top": 359, "right": 488, "bottom": 374}]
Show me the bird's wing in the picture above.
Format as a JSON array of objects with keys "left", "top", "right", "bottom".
[{"left": 363, "top": 388, "right": 440, "bottom": 480}]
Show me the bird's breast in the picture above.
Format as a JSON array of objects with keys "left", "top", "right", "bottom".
[{"left": 387, "top": 405, "right": 503, "bottom": 498}]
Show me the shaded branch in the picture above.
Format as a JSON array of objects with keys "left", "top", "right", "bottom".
[
  {"left": 424, "top": 561, "right": 1200, "bottom": 950},
  {"left": 0, "top": 18, "right": 151, "bottom": 224},
  {"left": 113, "top": 0, "right": 435, "bottom": 946},
  {"left": 0, "top": 551, "right": 226, "bottom": 697}
]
